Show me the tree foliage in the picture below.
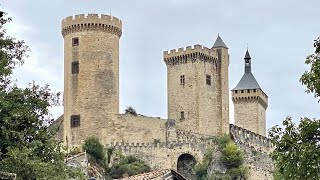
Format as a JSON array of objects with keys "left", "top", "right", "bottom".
[
  {"left": 269, "top": 37, "right": 320, "bottom": 179},
  {"left": 195, "top": 136, "right": 248, "bottom": 180},
  {"left": 83, "top": 136, "right": 106, "bottom": 167},
  {"left": 300, "top": 37, "right": 320, "bottom": 101},
  {"left": 269, "top": 117, "right": 320, "bottom": 180},
  {"left": 107, "top": 155, "right": 151, "bottom": 179},
  {"left": 195, "top": 149, "right": 213, "bottom": 180},
  {"left": 221, "top": 142, "right": 244, "bottom": 169},
  {"left": 0, "top": 10, "right": 83, "bottom": 179}
]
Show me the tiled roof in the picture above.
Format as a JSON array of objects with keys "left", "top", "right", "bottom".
[{"left": 118, "top": 169, "right": 186, "bottom": 180}]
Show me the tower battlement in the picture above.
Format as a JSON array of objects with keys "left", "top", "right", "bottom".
[
  {"left": 232, "top": 89, "right": 268, "bottom": 109},
  {"left": 61, "top": 14, "right": 122, "bottom": 37},
  {"left": 163, "top": 45, "right": 218, "bottom": 65}
]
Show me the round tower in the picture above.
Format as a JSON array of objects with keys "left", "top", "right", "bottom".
[{"left": 61, "top": 14, "right": 122, "bottom": 146}]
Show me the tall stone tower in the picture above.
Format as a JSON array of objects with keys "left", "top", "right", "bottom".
[
  {"left": 61, "top": 14, "right": 122, "bottom": 145},
  {"left": 231, "top": 50, "right": 268, "bottom": 136},
  {"left": 164, "top": 35, "right": 229, "bottom": 136}
]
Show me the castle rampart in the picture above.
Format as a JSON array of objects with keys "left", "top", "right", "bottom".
[
  {"left": 61, "top": 14, "right": 122, "bottom": 37},
  {"left": 232, "top": 89, "right": 268, "bottom": 109},
  {"left": 163, "top": 45, "right": 218, "bottom": 65},
  {"left": 230, "top": 124, "right": 273, "bottom": 153}
]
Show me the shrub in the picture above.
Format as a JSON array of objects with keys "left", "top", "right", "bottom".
[
  {"left": 124, "top": 106, "right": 137, "bottom": 116},
  {"left": 220, "top": 142, "right": 244, "bottom": 169},
  {"left": 108, "top": 155, "right": 151, "bottom": 178},
  {"left": 195, "top": 149, "right": 213, "bottom": 180},
  {"left": 83, "top": 137, "right": 106, "bottom": 167}
]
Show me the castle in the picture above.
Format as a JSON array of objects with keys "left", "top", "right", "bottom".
[{"left": 59, "top": 14, "right": 273, "bottom": 179}]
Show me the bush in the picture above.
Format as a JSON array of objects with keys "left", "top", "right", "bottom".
[
  {"left": 220, "top": 142, "right": 244, "bottom": 169},
  {"left": 108, "top": 155, "right": 151, "bottom": 178},
  {"left": 198, "top": 136, "right": 248, "bottom": 180},
  {"left": 124, "top": 106, "right": 137, "bottom": 116},
  {"left": 83, "top": 137, "right": 106, "bottom": 167},
  {"left": 195, "top": 149, "right": 213, "bottom": 180}
]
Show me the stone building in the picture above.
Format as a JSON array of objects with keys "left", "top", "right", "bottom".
[
  {"left": 58, "top": 14, "right": 273, "bottom": 179},
  {"left": 232, "top": 50, "right": 268, "bottom": 136}
]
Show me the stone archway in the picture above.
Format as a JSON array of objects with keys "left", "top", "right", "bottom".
[{"left": 177, "top": 153, "right": 196, "bottom": 180}]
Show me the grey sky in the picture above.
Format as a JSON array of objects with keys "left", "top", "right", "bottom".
[{"left": 2, "top": 0, "right": 320, "bottom": 131}]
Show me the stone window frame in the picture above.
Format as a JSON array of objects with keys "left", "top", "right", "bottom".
[
  {"left": 70, "top": 115, "right": 80, "bottom": 128},
  {"left": 206, "top": 75, "right": 211, "bottom": 85},
  {"left": 180, "top": 75, "right": 185, "bottom": 85},
  {"left": 72, "top": 61, "right": 79, "bottom": 74},
  {"left": 72, "top": 37, "right": 79, "bottom": 46}
]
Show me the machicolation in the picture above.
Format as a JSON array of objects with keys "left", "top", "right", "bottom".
[
  {"left": 163, "top": 45, "right": 218, "bottom": 66},
  {"left": 61, "top": 14, "right": 122, "bottom": 37}
]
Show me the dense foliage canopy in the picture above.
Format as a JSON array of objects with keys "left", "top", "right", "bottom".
[
  {"left": 270, "top": 37, "right": 320, "bottom": 180},
  {"left": 269, "top": 117, "right": 320, "bottom": 180}
]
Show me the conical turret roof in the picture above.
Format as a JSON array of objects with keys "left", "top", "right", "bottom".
[
  {"left": 232, "top": 49, "right": 261, "bottom": 91},
  {"left": 232, "top": 73, "right": 261, "bottom": 90},
  {"left": 212, "top": 35, "right": 228, "bottom": 49}
]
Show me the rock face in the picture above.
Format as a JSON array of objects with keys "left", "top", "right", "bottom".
[{"left": 58, "top": 14, "right": 273, "bottom": 180}]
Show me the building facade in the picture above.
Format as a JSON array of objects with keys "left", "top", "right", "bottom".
[{"left": 59, "top": 14, "right": 273, "bottom": 179}]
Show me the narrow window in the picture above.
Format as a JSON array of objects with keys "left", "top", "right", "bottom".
[
  {"left": 180, "top": 75, "right": 185, "bottom": 85},
  {"left": 180, "top": 111, "right": 185, "bottom": 120},
  {"left": 253, "top": 89, "right": 256, "bottom": 93},
  {"left": 206, "top": 75, "right": 211, "bottom": 85},
  {"left": 72, "top": 37, "right": 79, "bottom": 46},
  {"left": 70, "top": 115, "right": 80, "bottom": 127},
  {"left": 241, "top": 90, "right": 244, "bottom": 93},
  {"left": 72, "top": 61, "right": 79, "bottom": 74},
  {"left": 235, "top": 90, "right": 238, "bottom": 94}
]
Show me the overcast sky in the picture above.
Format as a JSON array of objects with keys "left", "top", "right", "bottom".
[{"left": 2, "top": 0, "right": 320, "bottom": 131}]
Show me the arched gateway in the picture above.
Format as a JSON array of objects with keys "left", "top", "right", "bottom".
[{"left": 177, "top": 153, "right": 197, "bottom": 179}]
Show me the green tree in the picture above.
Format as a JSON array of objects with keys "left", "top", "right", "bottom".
[
  {"left": 0, "top": 10, "right": 84, "bottom": 179},
  {"left": 221, "top": 142, "right": 244, "bottom": 169},
  {"left": 300, "top": 37, "right": 320, "bottom": 101},
  {"left": 269, "top": 117, "right": 320, "bottom": 180},
  {"left": 269, "top": 37, "right": 320, "bottom": 180},
  {"left": 83, "top": 136, "right": 106, "bottom": 167}
]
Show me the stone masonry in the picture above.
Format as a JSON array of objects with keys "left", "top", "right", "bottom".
[{"left": 59, "top": 14, "right": 273, "bottom": 179}]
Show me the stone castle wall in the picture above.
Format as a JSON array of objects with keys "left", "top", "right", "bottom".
[
  {"left": 59, "top": 14, "right": 273, "bottom": 179},
  {"left": 62, "top": 14, "right": 122, "bottom": 146},
  {"left": 107, "top": 126, "right": 273, "bottom": 180},
  {"left": 164, "top": 45, "right": 229, "bottom": 137},
  {"left": 230, "top": 124, "right": 273, "bottom": 153},
  {"left": 232, "top": 88, "right": 268, "bottom": 136}
]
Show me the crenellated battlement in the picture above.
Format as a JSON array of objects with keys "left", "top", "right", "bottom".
[
  {"left": 163, "top": 45, "right": 218, "bottom": 66},
  {"left": 230, "top": 124, "right": 273, "bottom": 153},
  {"left": 61, "top": 14, "right": 122, "bottom": 37},
  {"left": 107, "top": 137, "right": 217, "bottom": 150},
  {"left": 232, "top": 89, "right": 268, "bottom": 109}
]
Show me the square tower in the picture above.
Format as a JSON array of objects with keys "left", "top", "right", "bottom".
[
  {"left": 232, "top": 50, "right": 268, "bottom": 136},
  {"left": 164, "top": 36, "right": 230, "bottom": 136}
]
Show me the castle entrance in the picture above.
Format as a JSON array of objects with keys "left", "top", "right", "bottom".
[{"left": 177, "top": 153, "right": 196, "bottom": 180}]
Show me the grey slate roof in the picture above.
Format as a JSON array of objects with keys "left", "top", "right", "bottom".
[
  {"left": 232, "top": 72, "right": 261, "bottom": 90},
  {"left": 212, "top": 35, "right": 228, "bottom": 49},
  {"left": 244, "top": 50, "right": 251, "bottom": 59}
]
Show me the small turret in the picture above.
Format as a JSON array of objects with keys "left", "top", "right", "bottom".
[
  {"left": 232, "top": 49, "right": 268, "bottom": 136},
  {"left": 212, "top": 35, "right": 228, "bottom": 49}
]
